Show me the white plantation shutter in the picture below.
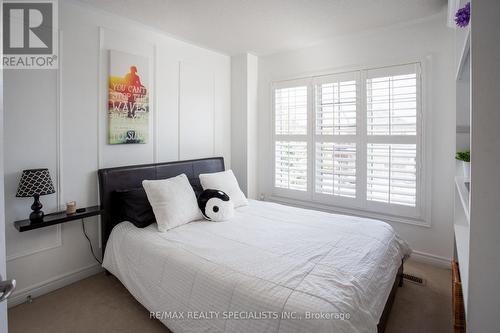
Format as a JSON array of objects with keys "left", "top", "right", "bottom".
[
  {"left": 315, "top": 142, "right": 356, "bottom": 197},
  {"left": 273, "top": 82, "right": 309, "bottom": 192},
  {"left": 275, "top": 141, "right": 308, "bottom": 191},
  {"left": 367, "top": 144, "right": 417, "bottom": 206},
  {"left": 272, "top": 63, "right": 423, "bottom": 220},
  {"left": 366, "top": 64, "right": 420, "bottom": 208},
  {"left": 367, "top": 71, "right": 417, "bottom": 136},
  {"left": 313, "top": 72, "right": 359, "bottom": 200},
  {"left": 275, "top": 86, "right": 308, "bottom": 135},
  {"left": 315, "top": 74, "right": 358, "bottom": 135}
]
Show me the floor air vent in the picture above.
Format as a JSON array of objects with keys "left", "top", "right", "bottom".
[{"left": 402, "top": 273, "right": 425, "bottom": 285}]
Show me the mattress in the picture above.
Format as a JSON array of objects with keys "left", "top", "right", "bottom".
[{"left": 103, "top": 199, "right": 410, "bottom": 333}]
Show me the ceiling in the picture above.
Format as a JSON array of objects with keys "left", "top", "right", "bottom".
[{"left": 76, "top": 0, "right": 446, "bottom": 56}]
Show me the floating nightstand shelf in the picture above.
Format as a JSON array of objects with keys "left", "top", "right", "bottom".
[{"left": 14, "top": 205, "right": 104, "bottom": 232}]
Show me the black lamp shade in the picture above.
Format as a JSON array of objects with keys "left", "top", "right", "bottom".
[{"left": 16, "top": 169, "right": 55, "bottom": 198}]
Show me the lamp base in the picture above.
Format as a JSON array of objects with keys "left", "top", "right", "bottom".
[
  {"left": 30, "top": 194, "right": 44, "bottom": 222},
  {"left": 29, "top": 210, "right": 44, "bottom": 222}
]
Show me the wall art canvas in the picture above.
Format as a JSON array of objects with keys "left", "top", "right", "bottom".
[{"left": 108, "top": 50, "right": 149, "bottom": 144}]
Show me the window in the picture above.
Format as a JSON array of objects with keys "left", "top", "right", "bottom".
[
  {"left": 315, "top": 75, "right": 357, "bottom": 136},
  {"left": 274, "top": 84, "right": 308, "bottom": 192},
  {"left": 272, "top": 63, "right": 423, "bottom": 221},
  {"left": 275, "top": 141, "right": 307, "bottom": 191},
  {"left": 315, "top": 142, "right": 356, "bottom": 198},
  {"left": 275, "top": 86, "right": 308, "bottom": 135},
  {"left": 366, "top": 143, "right": 417, "bottom": 206},
  {"left": 314, "top": 72, "right": 359, "bottom": 200},
  {"left": 366, "top": 72, "right": 417, "bottom": 136},
  {"left": 365, "top": 65, "right": 419, "bottom": 210}
]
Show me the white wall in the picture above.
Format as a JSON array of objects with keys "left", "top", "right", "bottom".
[
  {"left": 247, "top": 55, "right": 258, "bottom": 199},
  {"left": 231, "top": 55, "right": 248, "bottom": 194},
  {"left": 231, "top": 53, "right": 258, "bottom": 198},
  {"left": 257, "top": 11, "right": 456, "bottom": 264},
  {"left": 4, "top": 0, "right": 230, "bottom": 306},
  {"left": 0, "top": 44, "right": 8, "bottom": 332}
]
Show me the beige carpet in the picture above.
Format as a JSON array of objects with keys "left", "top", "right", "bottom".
[{"left": 8, "top": 259, "right": 452, "bottom": 333}]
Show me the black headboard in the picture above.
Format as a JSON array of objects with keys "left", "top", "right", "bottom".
[{"left": 97, "top": 157, "right": 225, "bottom": 253}]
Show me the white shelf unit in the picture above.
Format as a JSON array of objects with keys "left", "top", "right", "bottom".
[
  {"left": 455, "top": 26, "right": 470, "bottom": 80},
  {"left": 457, "top": 2, "right": 500, "bottom": 331},
  {"left": 455, "top": 176, "right": 470, "bottom": 222},
  {"left": 453, "top": 20, "right": 470, "bottom": 318},
  {"left": 454, "top": 176, "right": 470, "bottom": 313}
]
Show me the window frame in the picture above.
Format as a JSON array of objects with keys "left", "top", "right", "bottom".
[{"left": 270, "top": 60, "right": 431, "bottom": 226}]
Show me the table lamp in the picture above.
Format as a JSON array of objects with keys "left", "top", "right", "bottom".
[{"left": 16, "top": 168, "right": 55, "bottom": 221}]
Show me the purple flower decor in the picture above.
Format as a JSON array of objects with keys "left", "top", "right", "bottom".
[{"left": 455, "top": 2, "right": 470, "bottom": 28}]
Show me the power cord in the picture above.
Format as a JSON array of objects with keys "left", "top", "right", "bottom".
[{"left": 81, "top": 219, "right": 102, "bottom": 265}]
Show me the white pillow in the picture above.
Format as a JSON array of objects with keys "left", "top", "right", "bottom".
[
  {"left": 199, "top": 170, "right": 248, "bottom": 208},
  {"left": 142, "top": 174, "right": 201, "bottom": 232}
]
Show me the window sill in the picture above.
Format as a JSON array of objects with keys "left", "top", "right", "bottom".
[{"left": 267, "top": 195, "right": 431, "bottom": 228}]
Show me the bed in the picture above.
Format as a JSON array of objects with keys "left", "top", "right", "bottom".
[{"left": 98, "top": 157, "right": 410, "bottom": 333}]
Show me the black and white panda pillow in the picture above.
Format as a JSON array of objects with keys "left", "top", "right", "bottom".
[{"left": 197, "top": 189, "right": 234, "bottom": 222}]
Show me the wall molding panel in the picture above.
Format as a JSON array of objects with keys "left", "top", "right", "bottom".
[
  {"left": 153, "top": 44, "right": 159, "bottom": 163},
  {"left": 56, "top": 31, "right": 64, "bottom": 212},
  {"left": 6, "top": 228, "right": 62, "bottom": 262},
  {"left": 97, "top": 26, "right": 104, "bottom": 250},
  {"left": 5, "top": 32, "right": 65, "bottom": 262},
  {"left": 177, "top": 61, "right": 182, "bottom": 160},
  {"left": 178, "top": 61, "right": 216, "bottom": 160}
]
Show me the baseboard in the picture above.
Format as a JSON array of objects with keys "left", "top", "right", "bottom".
[
  {"left": 7, "top": 263, "right": 103, "bottom": 308},
  {"left": 411, "top": 250, "right": 451, "bottom": 269}
]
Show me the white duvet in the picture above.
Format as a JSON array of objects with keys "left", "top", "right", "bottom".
[{"left": 103, "top": 199, "right": 410, "bottom": 333}]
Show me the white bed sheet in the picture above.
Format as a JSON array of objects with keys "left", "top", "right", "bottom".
[{"left": 103, "top": 199, "right": 410, "bottom": 333}]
